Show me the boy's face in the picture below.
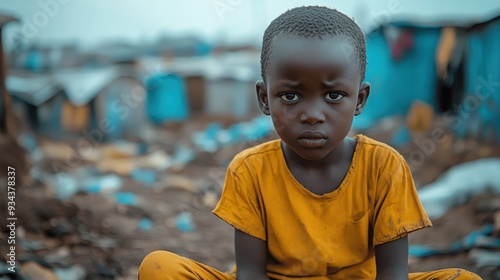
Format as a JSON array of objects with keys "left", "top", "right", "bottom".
[{"left": 256, "top": 35, "right": 370, "bottom": 161}]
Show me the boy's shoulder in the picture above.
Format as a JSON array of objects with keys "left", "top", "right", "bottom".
[
  {"left": 356, "top": 134, "right": 401, "bottom": 154},
  {"left": 356, "top": 134, "right": 408, "bottom": 168},
  {"left": 228, "top": 139, "right": 282, "bottom": 171}
]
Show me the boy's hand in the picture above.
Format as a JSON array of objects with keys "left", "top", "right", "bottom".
[
  {"left": 235, "top": 229, "right": 270, "bottom": 280},
  {"left": 375, "top": 236, "right": 409, "bottom": 280}
]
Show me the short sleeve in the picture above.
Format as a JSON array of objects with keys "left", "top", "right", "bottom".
[
  {"left": 372, "top": 158, "right": 432, "bottom": 246},
  {"left": 212, "top": 163, "right": 267, "bottom": 241}
]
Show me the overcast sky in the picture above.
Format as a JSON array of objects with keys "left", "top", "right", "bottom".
[{"left": 1, "top": 0, "right": 499, "bottom": 51}]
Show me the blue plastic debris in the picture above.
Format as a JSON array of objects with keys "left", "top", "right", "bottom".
[
  {"left": 474, "top": 235, "right": 500, "bottom": 249},
  {"left": 172, "top": 146, "right": 197, "bottom": 166},
  {"left": 138, "top": 218, "right": 153, "bottom": 231},
  {"left": 18, "top": 133, "right": 37, "bottom": 152},
  {"left": 193, "top": 131, "right": 218, "bottom": 152},
  {"left": 137, "top": 141, "right": 149, "bottom": 155},
  {"left": 245, "top": 115, "right": 274, "bottom": 140},
  {"left": 175, "top": 212, "right": 194, "bottom": 232},
  {"left": 408, "top": 245, "right": 440, "bottom": 258},
  {"left": 50, "top": 172, "right": 122, "bottom": 200},
  {"left": 409, "top": 224, "right": 495, "bottom": 258},
  {"left": 192, "top": 116, "right": 274, "bottom": 152},
  {"left": 52, "top": 173, "right": 80, "bottom": 200},
  {"left": 391, "top": 125, "right": 411, "bottom": 148},
  {"left": 469, "top": 249, "right": 500, "bottom": 268},
  {"left": 193, "top": 122, "right": 223, "bottom": 152},
  {"left": 54, "top": 264, "right": 87, "bottom": 280},
  {"left": 131, "top": 168, "right": 157, "bottom": 185},
  {"left": 83, "top": 175, "right": 122, "bottom": 194},
  {"left": 115, "top": 192, "right": 136, "bottom": 206}
]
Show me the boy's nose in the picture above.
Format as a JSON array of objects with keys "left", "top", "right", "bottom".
[{"left": 299, "top": 106, "right": 326, "bottom": 124}]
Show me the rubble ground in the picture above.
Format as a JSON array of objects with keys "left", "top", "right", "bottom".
[{"left": 1, "top": 115, "right": 499, "bottom": 280}]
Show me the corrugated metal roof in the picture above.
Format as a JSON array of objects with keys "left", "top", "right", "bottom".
[
  {"left": 364, "top": 0, "right": 500, "bottom": 33},
  {"left": 7, "top": 74, "right": 61, "bottom": 106},
  {"left": 53, "top": 67, "right": 119, "bottom": 106},
  {"left": 7, "top": 67, "right": 122, "bottom": 106}
]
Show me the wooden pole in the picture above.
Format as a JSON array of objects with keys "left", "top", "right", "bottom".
[
  {"left": 0, "top": 27, "right": 10, "bottom": 134},
  {"left": 0, "top": 15, "right": 19, "bottom": 135}
]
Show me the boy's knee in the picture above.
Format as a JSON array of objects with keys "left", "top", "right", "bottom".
[
  {"left": 139, "top": 250, "right": 187, "bottom": 279},
  {"left": 435, "top": 268, "right": 481, "bottom": 279},
  {"left": 443, "top": 268, "right": 481, "bottom": 280}
]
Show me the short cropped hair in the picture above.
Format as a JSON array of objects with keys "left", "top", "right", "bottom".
[{"left": 260, "top": 6, "right": 367, "bottom": 83}]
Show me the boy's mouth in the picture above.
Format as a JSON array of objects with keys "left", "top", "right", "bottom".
[{"left": 298, "top": 131, "right": 327, "bottom": 148}]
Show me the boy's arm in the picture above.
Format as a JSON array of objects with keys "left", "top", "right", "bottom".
[
  {"left": 234, "top": 229, "right": 270, "bottom": 280},
  {"left": 374, "top": 236, "right": 409, "bottom": 280}
]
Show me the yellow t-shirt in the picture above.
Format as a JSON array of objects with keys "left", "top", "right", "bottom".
[{"left": 213, "top": 134, "right": 432, "bottom": 279}]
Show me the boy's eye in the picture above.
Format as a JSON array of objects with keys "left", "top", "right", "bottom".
[
  {"left": 325, "top": 92, "right": 345, "bottom": 102},
  {"left": 280, "top": 93, "right": 300, "bottom": 102}
]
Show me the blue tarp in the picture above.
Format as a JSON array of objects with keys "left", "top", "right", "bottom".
[
  {"left": 460, "top": 19, "right": 500, "bottom": 141},
  {"left": 146, "top": 73, "right": 189, "bottom": 123},
  {"left": 354, "top": 17, "right": 500, "bottom": 142},
  {"left": 354, "top": 26, "right": 441, "bottom": 130}
]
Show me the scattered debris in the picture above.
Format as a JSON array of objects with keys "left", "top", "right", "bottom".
[
  {"left": 406, "top": 100, "right": 435, "bottom": 133},
  {"left": 409, "top": 224, "right": 495, "bottom": 257},
  {"left": 54, "top": 264, "right": 86, "bottom": 280},
  {"left": 469, "top": 249, "right": 500, "bottom": 268},
  {"left": 418, "top": 158, "right": 500, "bottom": 219},
  {"left": 176, "top": 212, "right": 195, "bottom": 232},
  {"left": 20, "top": 261, "right": 58, "bottom": 280},
  {"left": 138, "top": 218, "right": 153, "bottom": 231}
]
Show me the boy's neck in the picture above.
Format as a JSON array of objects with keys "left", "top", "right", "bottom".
[
  {"left": 282, "top": 136, "right": 357, "bottom": 171},
  {"left": 281, "top": 136, "right": 358, "bottom": 195}
]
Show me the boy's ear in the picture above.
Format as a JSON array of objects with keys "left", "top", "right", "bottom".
[
  {"left": 256, "top": 80, "right": 270, "bottom": 115},
  {"left": 355, "top": 82, "right": 370, "bottom": 116}
]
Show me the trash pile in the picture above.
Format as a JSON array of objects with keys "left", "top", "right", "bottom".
[
  {"left": 418, "top": 158, "right": 500, "bottom": 220},
  {"left": 192, "top": 115, "right": 273, "bottom": 153},
  {"left": 0, "top": 114, "right": 274, "bottom": 279},
  {"left": 409, "top": 159, "right": 500, "bottom": 278}
]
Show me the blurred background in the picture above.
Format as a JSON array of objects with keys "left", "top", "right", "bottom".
[{"left": 0, "top": 0, "right": 500, "bottom": 279}]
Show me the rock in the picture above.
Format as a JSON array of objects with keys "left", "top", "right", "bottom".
[
  {"left": 164, "top": 176, "right": 196, "bottom": 192},
  {"left": 44, "top": 247, "right": 71, "bottom": 265},
  {"left": 202, "top": 191, "right": 218, "bottom": 207},
  {"left": 136, "top": 150, "right": 172, "bottom": 170},
  {"left": 494, "top": 211, "right": 500, "bottom": 237},
  {"left": 92, "top": 238, "right": 118, "bottom": 249},
  {"left": 21, "top": 262, "right": 58, "bottom": 280},
  {"left": 418, "top": 158, "right": 500, "bottom": 219},
  {"left": 475, "top": 197, "right": 500, "bottom": 213},
  {"left": 469, "top": 249, "right": 500, "bottom": 268},
  {"left": 406, "top": 100, "right": 434, "bottom": 133},
  {"left": 96, "top": 157, "right": 134, "bottom": 175},
  {"left": 54, "top": 264, "right": 86, "bottom": 280},
  {"left": 39, "top": 140, "right": 74, "bottom": 161}
]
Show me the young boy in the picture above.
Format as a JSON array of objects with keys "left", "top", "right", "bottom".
[{"left": 139, "top": 6, "right": 481, "bottom": 280}]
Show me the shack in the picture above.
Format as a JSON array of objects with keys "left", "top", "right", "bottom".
[
  {"left": 354, "top": 9, "right": 500, "bottom": 142},
  {"left": 8, "top": 66, "right": 148, "bottom": 141}
]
